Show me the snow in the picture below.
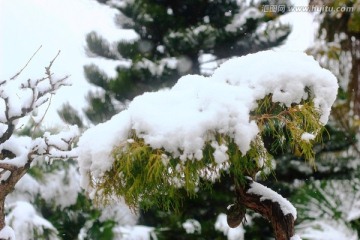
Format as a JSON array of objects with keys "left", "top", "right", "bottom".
[
  {"left": 0, "top": 126, "right": 78, "bottom": 169},
  {"left": 6, "top": 174, "right": 40, "bottom": 203},
  {"left": 182, "top": 219, "right": 201, "bottom": 234},
  {"left": 6, "top": 201, "right": 59, "bottom": 240},
  {"left": 225, "top": 7, "right": 263, "bottom": 33},
  {"left": 0, "top": 0, "right": 316, "bottom": 129},
  {"left": 77, "top": 50, "right": 338, "bottom": 194},
  {"left": 215, "top": 213, "right": 245, "bottom": 240},
  {"left": 114, "top": 225, "right": 157, "bottom": 240},
  {"left": 290, "top": 234, "right": 302, "bottom": 240},
  {"left": 135, "top": 57, "right": 178, "bottom": 76},
  {"left": 296, "top": 220, "right": 358, "bottom": 240},
  {"left": 295, "top": 179, "right": 360, "bottom": 227},
  {"left": 247, "top": 180, "right": 297, "bottom": 219},
  {"left": 0, "top": 226, "right": 15, "bottom": 240},
  {"left": 301, "top": 132, "right": 316, "bottom": 142},
  {"left": 211, "top": 51, "right": 338, "bottom": 124},
  {"left": 277, "top": 0, "right": 317, "bottom": 52},
  {"left": 0, "top": 50, "right": 79, "bottom": 237},
  {"left": 211, "top": 142, "right": 229, "bottom": 164},
  {"left": 0, "top": 136, "right": 32, "bottom": 167},
  {"left": 39, "top": 165, "right": 81, "bottom": 208},
  {"left": 77, "top": 111, "right": 132, "bottom": 190},
  {"left": 99, "top": 201, "right": 138, "bottom": 226}
]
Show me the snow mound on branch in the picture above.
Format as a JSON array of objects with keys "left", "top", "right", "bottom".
[
  {"left": 247, "top": 180, "right": 297, "bottom": 218},
  {"left": 211, "top": 50, "right": 338, "bottom": 124},
  {"left": 77, "top": 50, "right": 338, "bottom": 192}
]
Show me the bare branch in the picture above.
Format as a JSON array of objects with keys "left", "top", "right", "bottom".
[
  {"left": 10, "top": 45, "right": 42, "bottom": 80},
  {"left": 44, "top": 50, "right": 61, "bottom": 80},
  {"left": 4, "top": 50, "right": 70, "bottom": 127},
  {"left": 31, "top": 95, "right": 53, "bottom": 138},
  {"left": 0, "top": 163, "right": 17, "bottom": 172}
]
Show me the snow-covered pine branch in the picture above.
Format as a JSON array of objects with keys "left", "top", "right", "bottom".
[
  {"left": 0, "top": 49, "right": 78, "bottom": 238},
  {"left": 77, "top": 50, "right": 338, "bottom": 240}
]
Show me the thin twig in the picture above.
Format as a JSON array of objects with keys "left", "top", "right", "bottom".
[
  {"left": 32, "top": 94, "right": 53, "bottom": 138},
  {"left": 10, "top": 45, "right": 42, "bottom": 80},
  {"left": 45, "top": 50, "right": 61, "bottom": 77}
]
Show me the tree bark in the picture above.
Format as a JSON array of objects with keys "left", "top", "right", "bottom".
[
  {"left": 350, "top": 37, "right": 360, "bottom": 117},
  {"left": 0, "top": 165, "right": 30, "bottom": 231},
  {"left": 232, "top": 178, "right": 295, "bottom": 240},
  {"left": 0, "top": 195, "right": 4, "bottom": 231}
]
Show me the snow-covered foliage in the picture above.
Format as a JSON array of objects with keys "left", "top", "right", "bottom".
[
  {"left": 225, "top": 7, "right": 263, "bottom": 33},
  {"left": 293, "top": 179, "right": 360, "bottom": 239},
  {"left": 4, "top": 165, "right": 84, "bottom": 239},
  {"left": 6, "top": 163, "right": 81, "bottom": 207},
  {"left": 296, "top": 220, "right": 358, "bottom": 240},
  {"left": 6, "top": 201, "right": 59, "bottom": 240},
  {"left": 78, "top": 200, "right": 139, "bottom": 240},
  {"left": 112, "top": 225, "right": 156, "bottom": 240},
  {"left": 78, "top": 50, "right": 338, "bottom": 204},
  {"left": 99, "top": 201, "right": 138, "bottom": 226},
  {"left": 182, "top": 219, "right": 201, "bottom": 234}
]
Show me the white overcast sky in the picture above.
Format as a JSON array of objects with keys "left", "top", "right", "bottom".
[{"left": 0, "top": 0, "right": 314, "bottom": 127}]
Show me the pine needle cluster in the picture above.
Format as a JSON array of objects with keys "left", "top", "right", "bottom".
[{"left": 91, "top": 94, "right": 325, "bottom": 211}]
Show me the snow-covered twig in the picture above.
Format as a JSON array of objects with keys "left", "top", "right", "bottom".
[{"left": 0, "top": 50, "right": 70, "bottom": 145}]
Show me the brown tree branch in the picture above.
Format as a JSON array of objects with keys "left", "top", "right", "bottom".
[
  {"left": 231, "top": 177, "right": 296, "bottom": 240},
  {"left": 0, "top": 123, "right": 14, "bottom": 144},
  {"left": 0, "top": 163, "right": 17, "bottom": 172}
]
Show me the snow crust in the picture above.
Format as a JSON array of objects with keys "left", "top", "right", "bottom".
[
  {"left": 77, "top": 50, "right": 338, "bottom": 192},
  {"left": 247, "top": 180, "right": 297, "bottom": 219}
]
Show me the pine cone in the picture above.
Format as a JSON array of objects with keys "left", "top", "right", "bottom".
[{"left": 226, "top": 203, "right": 246, "bottom": 228}]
